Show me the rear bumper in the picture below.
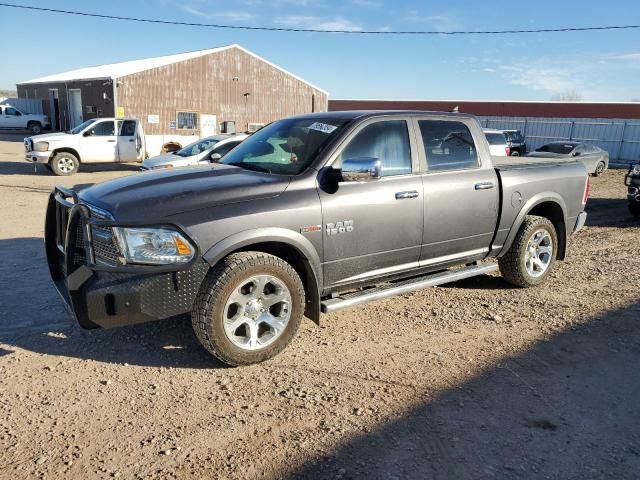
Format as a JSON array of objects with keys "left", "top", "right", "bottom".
[
  {"left": 573, "top": 211, "right": 587, "bottom": 233},
  {"left": 45, "top": 187, "right": 208, "bottom": 329}
]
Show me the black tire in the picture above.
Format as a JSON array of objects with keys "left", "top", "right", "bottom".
[
  {"left": 594, "top": 161, "right": 606, "bottom": 177},
  {"left": 629, "top": 202, "right": 640, "bottom": 218},
  {"left": 49, "top": 152, "right": 79, "bottom": 176},
  {"left": 499, "top": 215, "right": 558, "bottom": 288},
  {"left": 510, "top": 150, "right": 520, "bottom": 157},
  {"left": 192, "top": 252, "right": 305, "bottom": 366},
  {"left": 28, "top": 122, "right": 42, "bottom": 135}
]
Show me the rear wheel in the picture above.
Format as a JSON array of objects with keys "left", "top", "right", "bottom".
[
  {"left": 192, "top": 252, "right": 305, "bottom": 366},
  {"left": 499, "top": 215, "right": 558, "bottom": 287},
  {"left": 49, "top": 152, "right": 79, "bottom": 176},
  {"left": 28, "top": 122, "right": 42, "bottom": 135},
  {"left": 594, "top": 161, "right": 606, "bottom": 177},
  {"left": 510, "top": 150, "right": 520, "bottom": 156}
]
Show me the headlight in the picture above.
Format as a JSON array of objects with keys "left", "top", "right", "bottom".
[
  {"left": 34, "top": 141, "right": 49, "bottom": 152},
  {"left": 113, "top": 227, "right": 195, "bottom": 265}
]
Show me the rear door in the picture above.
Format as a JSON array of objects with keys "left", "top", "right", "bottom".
[
  {"left": 80, "top": 120, "right": 118, "bottom": 162},
  {"left": 318, "top": 117, "right": 424, "bottom": 287},
  {"left": 117, "top": 120, "right": 142, "bottom": 162},
  {"left": 415, "top": 118, "right": 499, "bottom": 265}
]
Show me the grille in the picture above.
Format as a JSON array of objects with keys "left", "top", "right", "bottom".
[{"left": 91, "top": 225, "right": 120, "bottom": 265}]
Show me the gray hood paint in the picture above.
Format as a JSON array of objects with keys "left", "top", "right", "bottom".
[{"left": 78, "top": 164, "right": 291, "bottom": 222}]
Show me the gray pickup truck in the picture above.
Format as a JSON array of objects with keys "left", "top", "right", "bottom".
[{"left": 45, "top": 111, "right": 589, "bottom": 366}]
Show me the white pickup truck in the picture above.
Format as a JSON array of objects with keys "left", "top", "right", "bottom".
[
  {"left": 1, "top": 104, "right": 50, "bottom": 134},
  {"left": 24, "top": 117, "right": 190, "bottom": 175}
]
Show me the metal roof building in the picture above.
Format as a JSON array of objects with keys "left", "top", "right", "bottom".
[{"left": 17, "top": 45, "right": 328, "bottom": 143}]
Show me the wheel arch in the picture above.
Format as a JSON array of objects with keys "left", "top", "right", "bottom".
[
  {"left": 51, "top": 147, "right": 81, "bottom": 163},
  {"left": 500, "top": 193, "right": 568, "bottom": 260},
  {"left": 202, "top": 228, "right": 322, "bottom": 324}
]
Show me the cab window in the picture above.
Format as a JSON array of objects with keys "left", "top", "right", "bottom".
[
  {"left": 5, "top": 107, "right": 21, "bottom": 116},
  {"left": 419, "top": 120, "right": 479, "bottom": 172},
  {"left": 336, "top": 120, "right": 412, "bottom": 177},
  {"left": 88, "top": 121, "right": 115, "bottom": 136},
  {"left": 117, "top": 120, "right": 137, "bottom": 136}
]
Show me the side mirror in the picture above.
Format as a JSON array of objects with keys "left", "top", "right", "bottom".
[
  {"left": 82, "top": 130, "right": 92, "bottom": 137},
  {"left": 572, "top": 151, "right": 581, "bottom": 157},
  {"left": 209, "top": 152, "right": 222, "bottom": 162},
  {"left": 340, "top": 158, "right": 382, "bottom": 182}
]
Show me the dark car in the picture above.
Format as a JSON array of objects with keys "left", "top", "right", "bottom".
[
  {"left": 527, "top": 141, "right": 609, "bottom": 176},
  {"left": 625, "top": 163, "right": 640, "bottom": 217},
  {"left": 503, "top": 130, "right": 527, "bottom": 156}
]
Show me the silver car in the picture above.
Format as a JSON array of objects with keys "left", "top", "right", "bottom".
[
  {"left": 142, "top": 134, "right": 247, "bottom": 170},
  {"left": 527, "top": 141, "right": 609, "bottom": 176}
]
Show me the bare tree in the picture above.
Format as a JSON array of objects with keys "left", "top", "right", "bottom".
[{"left": 551, "top": 90, "right": 583, "bottom": 102}]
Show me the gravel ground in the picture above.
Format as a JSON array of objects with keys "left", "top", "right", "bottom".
[{"left": 1, "top": 134, "right": 639, "bottom": 479}]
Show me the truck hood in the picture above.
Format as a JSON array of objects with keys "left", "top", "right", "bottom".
[
  {"left": 78, "top": 164, "right": 291, "bottom": 222},
  {"left": 29, "top": 132, "right": 75, "bottom": 143},
  {"left": 142, "top": 153, "right": 198, "bottom": 169}
]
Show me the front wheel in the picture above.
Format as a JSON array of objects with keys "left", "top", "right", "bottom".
[
  {"left": 510, "top": 150, "right": 520, "bottom": 157},
  {"left": 499, "top": 215, "right": 558, "bottom": 287},
  {"left": 49, "top": 152, "right": 79, "bottom": 176},
  {"left": 192, "top": 252, "right": 305, "bottom": 366},
  {"left": 594, "top": 161, "right": 606, "bottom": 177}
]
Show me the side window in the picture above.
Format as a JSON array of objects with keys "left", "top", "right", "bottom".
[
  {"left": 213, "top": 141, "right": 240, "bottom": 157},
  {"left": 89, "top": 121, "right": 115, "bottom": 136},
  {"left": 5, "top": 107, "right": 21, "bottom": 116},
  {"left": 336, "top": 120, "right": 412, "bottom": 177},
  {"left": 118, "top": 120, "right": 137, "bottom": 136},
  {"left": 419, "top": 120, "right": 479, "bottom": 172}
]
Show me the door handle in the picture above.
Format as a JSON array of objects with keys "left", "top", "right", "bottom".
[
  {"left": 475, "top": 182, "right": 495, "bottom": 190},
  {"left": 107, "top": 139, "right": 116, "bottom": 142},
  {"left": 395, "top": 190, "right": 419, "bottom": 200},
  {"left": 129, "top": 139, "right": 135, "bottom": 142}
]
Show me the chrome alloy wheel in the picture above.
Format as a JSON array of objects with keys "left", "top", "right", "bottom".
[
  {"left": 57, "top": 156, "right": 76, "bottom": 173},
  {"left": 524, "top": 228, "right": 553, "bottom": 278},
  {"left": 223, "top": 274, "right": 292, "bottom": 351}
]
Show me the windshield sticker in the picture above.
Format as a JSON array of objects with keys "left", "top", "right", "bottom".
[{"left": 308, "top": 122, "right": 338, "bottom": 134}]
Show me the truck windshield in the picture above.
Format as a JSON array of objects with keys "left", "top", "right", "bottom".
[
  {"left": 70, "top": 119, "right": 97, "bottom": 134},
  {"left": 222, "top": 117, "right": 352, "bottom": 175},
  {"left": 175, "top": 137, "right": 219, "bottom": 157}
]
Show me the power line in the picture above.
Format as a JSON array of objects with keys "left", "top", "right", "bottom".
[{"left": 1, "top": 2, "right": 639, "bottom": 35}]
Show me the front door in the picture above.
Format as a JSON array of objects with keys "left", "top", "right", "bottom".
[
  {"left": 117, "top": 119, "right": 141, "bottom": 162},
  {"left": 319, "top": 118, "right": 424, "bottom": 287},
  {"left": 81, "top": 120, "right": 118, "bottom": 162},
  {"left": 68, "top": 89, "right": 83, "bottom": 128},
  {"left": 415, "top": 118, "right": 499, "bottom": 264},
  {"left": 3, "top": 107, "right": 23, "bottom": 128}
]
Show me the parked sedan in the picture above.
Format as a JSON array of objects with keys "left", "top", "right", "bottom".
[
  {"left": 141, "top": 134, "right": 247, "bottom": 170},
  {"left": 527, "top": 141, "right": 609, "bottom": 176}
]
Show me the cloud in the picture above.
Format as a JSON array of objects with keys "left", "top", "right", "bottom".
[
  {"left": 610, "top": 53, "right": 640, "bottom": 62},
  {"left": 404, "top": 10, "right": 459, "bottom": 32},
  {"left": 274, "top": 15, "right": 362, "bottom": 31},
  {"left": 181, "top": 5, "right": 255, "bottom": 22}
]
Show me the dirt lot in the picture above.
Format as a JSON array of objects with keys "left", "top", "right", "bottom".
[{"left": 0, "top": 134, "right": 639, "bottom": 479}]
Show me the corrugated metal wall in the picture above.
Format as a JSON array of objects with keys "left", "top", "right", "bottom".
[
  {"left": 479, "top": 116, "right": 640, "bottom": 163},
  {"left": 0, "top": 97, "right": 44, "bottom": 114}
]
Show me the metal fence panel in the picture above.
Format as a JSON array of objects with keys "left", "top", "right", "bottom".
[
  {"left": 0, "top": 97, "right": 44, "bottom": 114},
  {"left": 479, "top": 116, "right": 640, "bottom": 163}
]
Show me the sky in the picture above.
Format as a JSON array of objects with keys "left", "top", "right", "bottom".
[{"left": 2, "top": 0, "right": 640, "bottom": 101}]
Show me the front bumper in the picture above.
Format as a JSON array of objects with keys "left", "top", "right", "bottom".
[
  {"left": 25, "top": 151, "right": 51, "bottom": 164},
  {"left": 45, "top": 187, "right": 208, "bottom": 329}
]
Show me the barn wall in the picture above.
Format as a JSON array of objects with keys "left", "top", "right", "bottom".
[
  {"left": 17, "top": 80, "right": 115, "bottom": 131},
  {"left": 116, "top": 46, "right": 328, "bottom": 137}
]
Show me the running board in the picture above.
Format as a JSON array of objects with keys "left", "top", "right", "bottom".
[{"left": 320, "top": 263, "right": 499, "bottom": 314}]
